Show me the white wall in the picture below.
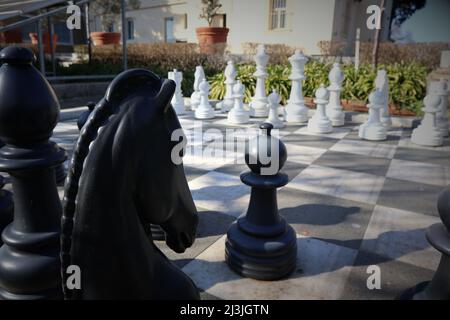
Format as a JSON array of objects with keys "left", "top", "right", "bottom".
[{"left": 94, "top": 0, "right": 337, "bottom": 54}]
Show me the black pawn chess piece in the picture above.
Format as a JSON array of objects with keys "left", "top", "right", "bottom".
[
  {"left": 401, "top": 185, "right": 450, "bottom": 300},
  {"left": 0, "top": 46, "right": 67, "bottom": 299},
  {"left": 77, "top": 101, "right": 95, "bottom": 130},
  {"left": 225, "top": 123, "right": 297, "bottom": 280}
]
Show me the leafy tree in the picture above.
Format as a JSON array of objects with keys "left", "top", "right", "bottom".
[
  {"left": 199, "top": 0, "right": 222, "bottom": 26},
  {"left": 92, "top": 0, "right": 140, "bottom": 31},
  {"left": 391, "top": 0, "right": 426, "bottom": 26}
]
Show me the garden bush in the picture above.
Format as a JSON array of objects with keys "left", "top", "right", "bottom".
[{"left": 208, "top": 61, "right": 427, "bottom": 114}]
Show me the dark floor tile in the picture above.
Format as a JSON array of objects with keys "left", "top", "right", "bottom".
[
  {"left": 393, "top": 146, "right": 450, "bottom": 167},
  {"left": 314, "top": 150, "right": 392, "bottom": 176},
  {"left": 377, "top": 178, "right": 441, "bottom": 216},
  {"left": 278, "top": 187, "right": 374, "bottom": 250}
]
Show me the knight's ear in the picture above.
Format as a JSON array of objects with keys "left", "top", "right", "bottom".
[
  {"left": 155, "top": 79, "right": 176, "bottom": 113},
  {"left": 105, "top": 68, "right": 161, "bottom": 103}
]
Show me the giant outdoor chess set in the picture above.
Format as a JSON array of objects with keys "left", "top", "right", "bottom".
[{"left": 0, "top": 45, "right": 449, "bottom": 300}]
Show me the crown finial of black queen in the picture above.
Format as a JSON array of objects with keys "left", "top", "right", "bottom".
[
  {"left": 225, "top": 122, "right": 297, "bottom": 281},
  {"left": 0, "top": 46, "right": 66, "bottom": 299}
]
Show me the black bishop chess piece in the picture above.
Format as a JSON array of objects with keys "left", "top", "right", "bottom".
[
  {"left": 400, "top": 185, "right": 450, "bottom": 300},
  {"left": 0, "top": 140, "right": 13, "bottom": 247},
  {"left": 0, "top": 46, "right": 67, "bottom": 299},
  {"left": 225, "top": 123, "right": 297, "bottom": 280}
]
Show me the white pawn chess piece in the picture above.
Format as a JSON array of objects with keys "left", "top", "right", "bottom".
[
  {"left": 430, "top": 79, "right": 449, "bottom": 137},
  {"left": 190, "top": 66, "right": 205, "bottom": 111},
  {"left": 375, "top": 69, "right": 392, "bottom": 129},
  {"left": 195, "top": 79, "right": 215, "bottom": 120},
  {"left": 411, "top": 94, "right": 443, "bottom": 147},
  {"left": 285, "top": 50, "right": 309, "bottom": 123},
  {"left": 266, "top": 90, "right": 285, "bottom": 129},
  {"left": 358, "top": 90, "right": 388, "bottom": 141},
  {"left": 308, "top": 85, "right": 332, "bottom": 133},
  {"left": 228, "top": 80, "right": 250, "bottom": 124},
  {"left": 249, "top": 44, "right": 269, "bottom": 118},
  {"left": 217, "top": 60, "right": 237, "bottom": 112},
  {"left": 326, "top": 63, "right": 345, "bottom": 126},
  {"left": 168, "top": 69, "right": 185, "bottom": 115}
]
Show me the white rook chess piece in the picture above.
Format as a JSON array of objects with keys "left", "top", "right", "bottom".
[
  {"left": 308, "top": 85, "right": 332, "bottom": 133},
  {"left": 358, "top": 90, "right": 388, "bottom": 141},
  {"left": 217, "top": 60, "right": 237, "bottom": 112},
  {"left": 228, "top": 80, "right": 250, "bottom": 124},
  {"left": 168, "top": 69, "right": 185, "bottom": 115},
  {"left": 375, "top": 69, "right": 392, "bottom": 129},
  {"left": 195, "top": 79, "right": 215, "bottom": 120},
  {"left": 326, "top": 63, "right": 345, "bottom": 126},
  {"left": 430, "top": 79, "right": 449, "bottom": 138},
  {"left": 249, "top": 44, "right": 269, "bottom": 118},
  {"left": 190, "top": 66, "right": 205, "bottom": 111},
  {"left": 411, "top": 94, "right": 443, "bottom": 147},
  {"left": 266, "top": 90, "right": 285, "bottom": 129},
  {"left": 285, "top": 50, "right": 309, "bottom": 123}
]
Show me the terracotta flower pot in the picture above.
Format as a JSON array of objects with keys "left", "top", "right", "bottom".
[
  {"left": 90, "top": 32, "right": 121, "bottom": 46},
  {"left": 29, "top": 32, "right": 57, "bottom": 54},
  {"left": 196, "top": 27, "right": 229, "bottom": 54},
  {"left": 1, "top": 29, "right": 22, "bottom": 43},
  {"left": 388, "top": 104, "right": 416, "bottom": 116}
]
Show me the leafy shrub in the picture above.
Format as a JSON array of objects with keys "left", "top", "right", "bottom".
[{"left": 209, "top": 60, "right": 427, "bottom": 114}]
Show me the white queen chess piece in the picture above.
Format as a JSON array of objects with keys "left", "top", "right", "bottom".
[
  {"left": 374, "top": 69, "right": 392, "bottom": 129},
  {"left": 285, "top": 50, "right": 309, "bottom": 123},
  {"left": 249, "top": 44, "right": 269, "bottom": 118},
  {"left": 358, "top": 90, "right": 388, "bottom": 141},
  {"left": 266, "top": 90, "right": 285, "bottom": 129},
  {"left": 308, "top": 85, "right": 332, "bottom": 133},
  {"left": 168, "top": 69, "right": 185, "bottom": 115},
  {"left": 228, "top": 80, "right": 250, "bottom": 124},
  {"left": 430, "top": 79, "right": 449, "bottom": 138},
  {"left": 217, "top": 60, "right": 237, "bottom": 112},
  {"left": 326, "top": 63, "right": 345, "bottom": 126},
  {"left": 195, "top": 79, "right": 215, "bottom": 120},
  {"left": 411, "top": 94, "right": 443, "bottom": 147},
  {"left": 190, "top": 66, "right": 205, "bottom": 111}
]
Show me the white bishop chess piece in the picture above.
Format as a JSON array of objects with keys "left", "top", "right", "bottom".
[
  {"left": 358, "top": 90, "right": 388, "bottom": 141},
  {"left": 326, "top": 63, "right": 345, "bottom": 126},
  {"left": 195, "top": 79, "right": 215, "bottom": 120},
  {"left": 285, "top": 50, "right": 309, "bottom": 123},
  {"left": 430, "top": 79, "right": 449, "bottom": 138},
  {"left": 307, "top": 85, "right": 332, "bottom": 133},
  {"left": 168, "top": 69, "right": 185, "bottom": 115},
  {"left": 411, "top": 94, "right": 443, "bottom": 147},
  {"left": 249, "top": 44, "right": 269, "bottom": 118},
  {"left": 227, "top": 80, "right": 250, "bottom": 124},
  {"left": 217, "top": 60, "right": 237, "bottom": 112},
  {"left": 190, "top": 66, "right": 205, "bottom": 111},
  {"left": 266, "top": 90, "right": 285, "bottom": 129},
  {"left": 375, "top": 69, "right": 392, "bottom": 129}
]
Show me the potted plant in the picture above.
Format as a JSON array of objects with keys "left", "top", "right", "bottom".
[
  {"left": 28, "top": 19, "right": 57, "bottom": 54},
  {"left": 90, "top": 0, "right": 140, "bottom": 46},
  {"left": 196, "top": 0, "right": 229, "bottom": 54}
]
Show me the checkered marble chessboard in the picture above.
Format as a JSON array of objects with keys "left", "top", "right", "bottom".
[{"left": 46, "top": 107, "right": 450, "bottom": 300}]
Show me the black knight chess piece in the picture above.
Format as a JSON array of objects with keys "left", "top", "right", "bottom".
[
  {"left": 61, "top": 68, "right": 200, "bottom": 299},
  {"left": 400, "top": 185, "right": 450, "bottom": 300},
  {"left": 225, "top": 123, "right": 297, "bottom": 280},
  {"left": 0, "top": 46, "right": 67, "bottom": 299},
  {"left": 77, "top": 102, "right": 166, "bottom": 242}
]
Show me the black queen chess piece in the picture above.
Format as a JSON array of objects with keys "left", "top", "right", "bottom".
[
  {"left": 225, "top": 123, "right": 297, "bottom": 280},
  {"left": 0, "top": 46, "right": 67, "bottom": 299},
  {"left": 401, "top": 185, "right": 450, "bottom": 300}
]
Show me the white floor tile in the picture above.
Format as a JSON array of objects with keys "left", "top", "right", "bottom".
[{"left": 387, "top": 159, "right": 450, "bottom": 187}]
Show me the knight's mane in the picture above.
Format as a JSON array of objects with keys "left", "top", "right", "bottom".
[{"left": 60, "top": 69, "right": 163, "bottom": 299}]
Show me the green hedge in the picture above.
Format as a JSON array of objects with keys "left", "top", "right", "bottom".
[
  {"left": 208, "top": 61, "right": 427, "bottom": 115},
  {"left": 58, "top": 60, "right": 427, "bottom": 115}
]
